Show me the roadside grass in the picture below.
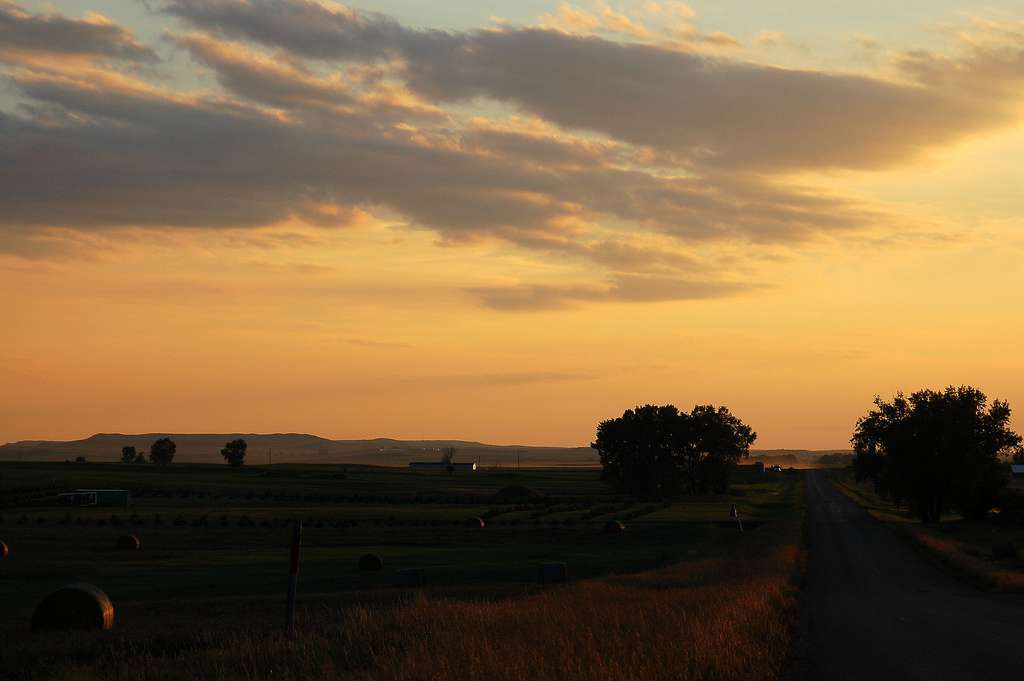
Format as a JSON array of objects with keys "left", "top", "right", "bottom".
[{"left": 828, "top": 469, "right": 1024, "bottom": 591}]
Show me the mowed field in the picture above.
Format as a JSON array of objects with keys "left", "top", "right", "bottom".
[{"left": 0, "top": 462, "right": 804, "bottom": 681}]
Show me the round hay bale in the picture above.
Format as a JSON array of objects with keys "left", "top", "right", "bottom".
[
  {"left": 0, "top": 540, "right": 8, "bottom": 559},
  {"left": 495, "top": 485, "right": 540, "bottom": 500},
  {"left": 116, "top": 534, "right": 141, "bottom": 551},
  {"left": 393, "top": 568, "right": 426, "bottom": 588},
  {"left": 358, "top": 553, "right": 384, "bottom": 572},
  {"left": 31, "top": 583, "right": 114, "bottom": 632},
  {"left": 464, "top": 516, "right": 486, "bottom": 529},
  {"left": 604, "top": 520, "right": 626, "bottom": 534},
  {"left": 537, "top": 562, "right": 568, "bottom": 584}
]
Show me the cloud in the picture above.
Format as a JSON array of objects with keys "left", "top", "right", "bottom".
[
  {"left": 161, "top": 1, "right": 1023, "bottom": 172},
  {"left": 0, "top": 1, "right": 157, "bottom": 65},
  {"left": 468, "top": 274, "right": 762, "bottom": 310},
  {"left": 4, "top": 1, "right": 1020, "bottom": 312},
  {"left": 0, "top": 63, "right": 873, "bottom": 252}
]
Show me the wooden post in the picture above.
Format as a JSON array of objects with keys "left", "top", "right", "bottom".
[
  {"left": 286, "top": 519, "right": 302, "bottom": 633},
  {"left": 730, "top": 503, "right": 743, "bottom": 532}
]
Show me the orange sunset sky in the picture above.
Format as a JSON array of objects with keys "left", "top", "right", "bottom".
[{"left": 2, "top": 1, "right": 1023, "bottom": 449}]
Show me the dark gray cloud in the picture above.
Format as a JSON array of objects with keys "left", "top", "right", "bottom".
[
  {"left": 160, "top": 0, "right": 1021, "bottom": 172},
  {"left": 161, "top": 0, "right": 408, "bottom": 61},
  {"left": 0, "top": 1, "right": 157, "bottom": 63},
  {"left": 468, "top": 274, "right": 762, "bottom": 311},
  {"left": 8, "top": 1, "right": 1008, "bottom": 310},
  {"left": 0, "top": 69, "right": 867, "bottom": 248}
]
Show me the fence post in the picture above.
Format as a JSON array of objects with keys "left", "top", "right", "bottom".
[{"left": 286, "top": 519, "right": 302, "bottom": 633}]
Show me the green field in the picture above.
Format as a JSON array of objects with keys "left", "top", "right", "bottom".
[{"left": 0, "top": 462, "right": 802, "bottom": 680}]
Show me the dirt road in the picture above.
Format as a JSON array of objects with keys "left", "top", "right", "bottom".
[{"left": 801, "top": 470, "right": 1024, "bottom": 680}]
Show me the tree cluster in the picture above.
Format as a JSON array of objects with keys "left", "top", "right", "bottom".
[
  {"left": 121, "top": 446, "right": 145, "bottom": 464},
  {"left": 149, "top": 437, "right": 176, "bottom": 466},
  {"left": 221, "top": 439, "right": 247, "bottom": 467},
  {"left": 593, "top": 404, "right": 756, "bottom": 497},
  {"left": 852, "top": 386, "right": 1022, "bottom": 523}
]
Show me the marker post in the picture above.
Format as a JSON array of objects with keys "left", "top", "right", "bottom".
[{"left": 286, "top": 519, "right": 302, "bottom": 633}]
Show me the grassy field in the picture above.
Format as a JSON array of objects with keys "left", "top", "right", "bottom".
[
  {"left": 829, "top": 468, "right": 1024, "bottom": 591},
  {"left": 0, "top": 462, "right": 804, "bottom": 680}
]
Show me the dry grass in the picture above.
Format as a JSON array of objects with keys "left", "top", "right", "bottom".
[{"left": 10, "top": 536, "right": 802, "bottom": 681}]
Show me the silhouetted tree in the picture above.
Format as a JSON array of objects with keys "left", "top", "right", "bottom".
[
  {"left": 150, "top": 437, "right": 176, "bottom": 466},
  {"left": 221, "top": 439, "right": 247, "bottom": 467},
  {"left": 679, "top": 405, "right": 758, "bottom": 494},
  {"left": 121, "top": 446, "right": 137, "bottom": 464},
  {"left": 593, "top": 404, "right": 756, "bottom": 497},
  {"left": 852, "top": 386, "right": 1021, "bottom": 523}
]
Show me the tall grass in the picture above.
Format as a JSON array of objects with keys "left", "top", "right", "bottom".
[{"left": 15, "top": 535, "right": 800, "bottom": 681}]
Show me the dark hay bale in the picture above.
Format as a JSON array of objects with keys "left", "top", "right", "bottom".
[
  {"left": 116, "top": 535, "right": 141, "bottom": 551},
  {"left": 0, "top": 541, "right": 8, "bottom": 559},
  {"left": 393, "top": 568, "right": 426, "bottom": 588},
  {"left": 537, "top": 562, "right": 568, "bottom": 584},
  {"left": 464, "top": 516, "right": 486, "bottom": 529},
  {"left": 993, "top": 542, "right": 1019, "bottom": 560},
  {"left": 358, "top": 553, "right": 384, "bottom": 571},
  {"left": 31, "top": 583, "right": 114, "bottom": 633},
  {"left": 496, "top": 485, "right": 541, "bottom": 500},
  {"left": 604, "top": 520, "right": 626, "bottom": 534}
]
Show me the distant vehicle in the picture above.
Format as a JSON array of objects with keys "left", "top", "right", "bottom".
[
  {"left": 769, "top": 465, "right": 784, "bottom": 473},
  {"left": 57, "top": 489, "right": 131, "bottom": 507}
]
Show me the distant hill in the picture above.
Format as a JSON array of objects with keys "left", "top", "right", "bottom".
[
  {"left": 0, "top": 433, "right": 598, "bottom": 467},
  {"left": 0, "top": 433, "right": 852, "bottom": 468}
]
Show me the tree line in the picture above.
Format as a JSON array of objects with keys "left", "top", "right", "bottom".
[
  {"left": 595, "top": 385, "right": 1023, "bottom": 523},
  {"left": 120, "top": 438, "right": 248, "bottom": 467},
  {"left": 852, "top": 386, "right": 1022, "bottom": 523}
]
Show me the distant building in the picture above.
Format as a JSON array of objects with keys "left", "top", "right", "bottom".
[
  {"left": 1011, "top": 464, "right": 1024, "bottom": 478},
  {"left": 736, "top": 462, "right": 765, "bottom": 474},
  {"left": 409, "top": 462, "right": 477, "bottom": 472},
  {"left": 57, "top": 489, "right": 131, "bottom": 507}
]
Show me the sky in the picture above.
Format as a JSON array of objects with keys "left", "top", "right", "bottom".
[{"left": 1, "top": 1, "right": 1023, "bottom": 449}]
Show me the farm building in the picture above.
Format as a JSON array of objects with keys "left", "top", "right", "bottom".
[
  {"left": 409, "top": 462, "right": 477, "bottom": 472},
  {"left": 1011, "top": 464, "right": 1024, "bottom": 478},
  {"left": 57, "top": 489, "right": 131, "bottom": 507},
  {"left": 736, "top": 462, "right": 765, "bottom": 474}
]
